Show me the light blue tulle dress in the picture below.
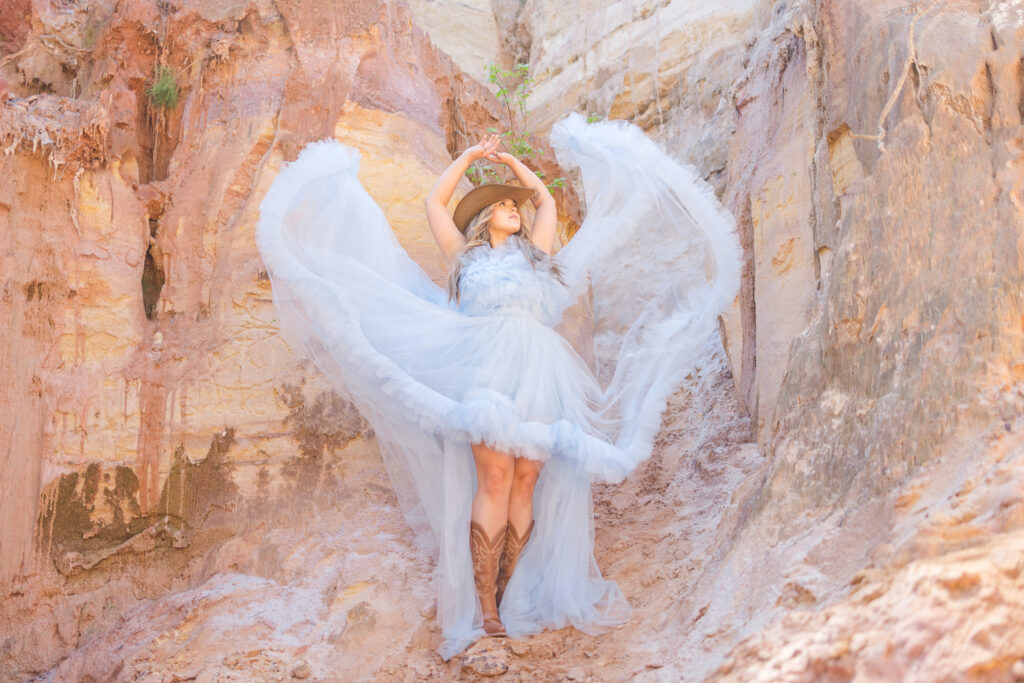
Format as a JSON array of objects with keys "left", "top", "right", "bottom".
[{"left": 256, "top": 114, "right": 741, "bottom": 659}]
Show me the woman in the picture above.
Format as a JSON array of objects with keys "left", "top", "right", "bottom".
[
  {"left": 425, "top": 133, "right": 575, "bottom": 637},
  {"left": 256, "top": 114, "right": 741, "bottom": 658}
]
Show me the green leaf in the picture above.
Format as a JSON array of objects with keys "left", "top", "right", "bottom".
[{"left": 147, "top": 65, "right": 180, "bottom": 109}]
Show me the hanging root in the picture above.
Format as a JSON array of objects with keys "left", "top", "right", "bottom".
[
  {"left": 0, "top": 93, "right": 110, "bottom": 177},
  {"left": 849, "top": 0, "right": 940, "bottom": 152}
]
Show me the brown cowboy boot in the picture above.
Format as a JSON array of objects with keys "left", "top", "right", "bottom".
[
  {"left": 470, "top": 520, "right": 507, "bottom": 636},
  {"left": 496, "top": 519, "right": 534, "bottom": 607}
]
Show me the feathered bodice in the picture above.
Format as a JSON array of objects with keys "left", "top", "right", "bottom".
[{"left": 456, "top": 236, "right": 569, "bottom": 326}]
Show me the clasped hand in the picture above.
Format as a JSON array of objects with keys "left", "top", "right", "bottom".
[{"left": 466, "top": 135, "right": 517, "bottom": 166}]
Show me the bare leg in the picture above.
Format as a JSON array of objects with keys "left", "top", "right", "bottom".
[
  {"left": 507, "top": 457, "right": 542, "bottom": 532},
  {"left": 470, "top": 443, "right": 515, "bottom": 636},
  {"left": 496, "top": 456, "right": 542, "bottom": 606},
  {"left": 471, "top": 443, "right": 515, "bottom": 534}
]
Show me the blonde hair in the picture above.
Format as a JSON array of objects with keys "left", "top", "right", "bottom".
[{"left": 446, "top": 200, "right": 564, "bottom": 303}]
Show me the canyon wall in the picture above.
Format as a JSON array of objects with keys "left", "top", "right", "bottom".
[
  {"left": 711, "top": 1, "right": 1024, "bottom": 674},
  {"left": 1, "top": 0, "right": 1023, "bottom": 680},
  {"left": 755, "top": 0, "right": 1024, "bottom": 526},
  {"left": 514, "top": 0, "right": 1024, "bottom": 677},
  {"left": 0, "top": 0, "right": 503, "bottom": 677}
]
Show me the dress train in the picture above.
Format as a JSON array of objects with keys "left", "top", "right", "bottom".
[{"left": 256, "top": 113, "right": 741, "bottom": 658}]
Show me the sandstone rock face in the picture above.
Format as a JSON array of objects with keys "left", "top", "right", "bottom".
[
  {"left": 514, "top": 0, "right": 755, "bottom": 186},
  {"left": 0, "top": 0, "right": 500, "bottom": 678},
  {"left": 3, "top": 0, "right": 1024, "bottom": 680},
  {"left": 407, "top": 0, "right": 500, "bottom": 83},
  {"left": 759, "top": 0, "right": 1024, "bottom": 518},
  {"left": 701, "top": 2, "right": 1024, "bottom": 672},
  {"left": 516, "top": 0, "right": 1024, "bottom": 678}
]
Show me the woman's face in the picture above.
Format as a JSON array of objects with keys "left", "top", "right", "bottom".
[{"left": 489, "top": 197, "right": 521, "bottom": 235}]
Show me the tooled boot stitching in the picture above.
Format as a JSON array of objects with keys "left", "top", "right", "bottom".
[
  {"left": 496, "top": 519, "right": 534, "bottom": 607},
  {"left": 470, "top": 520, "right": 507, "bottom": 636}
]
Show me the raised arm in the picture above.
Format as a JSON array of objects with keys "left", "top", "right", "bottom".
[
  {"left": 489, "top": 152, "right": 557, "bottom": 254},
  {"left": 425, "top": 135, "right": 500, "bottom": 261}
]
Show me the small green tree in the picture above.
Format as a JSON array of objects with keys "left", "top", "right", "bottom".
[
  {"left": 466, "top": 62, "right": 566, "bottom": 192},
  {"left": 146, "top": 65, "right": 179, "bottom": 109}
]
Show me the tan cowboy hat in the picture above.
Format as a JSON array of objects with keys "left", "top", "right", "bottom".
[{"left": 452, "top": 183, "right": 536, "bottom": 233}]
